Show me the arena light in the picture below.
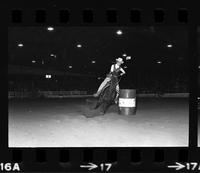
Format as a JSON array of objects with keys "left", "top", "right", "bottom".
[
  {"left": 50, "top": 54, "right": 56, "bottom": 58},
  {"left": 92, "top": 60, "right": 96, "bottom": 64},
  {"left": 77, "top": 44, "right": 82, "bottom": 48},
  {"left": 126, "top": 56, "right": 131, "bottom": 60},
  {"left": 69, "top": 65, "right": 72, "bottom": 69},
  {"left": 157, "top": 61, "right": 162, "bottom": 64},
  {"left": 32, "top": 60, "right": 36, "bottom": 63},
  {"left": 45, "top": 74, "right": 52, "bottom": 79},
  {"left": 198, "top": 65, "right": 200, "bottom": 69},
  {"left": 116, "top": 30, "right": 123, "bottom": 35},
  {"left": 18, "top": 43, "right": 23, "bottom": 47},
  {"left": 122, "top": 54, "right": 127, "bottom": 57},
  {"left": 47, "top": 27, "right": 54, "bottom": 31},
  {"left": 167, "top": 44, "right": 172, "bottom": 48}
]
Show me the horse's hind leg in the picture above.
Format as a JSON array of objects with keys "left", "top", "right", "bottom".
[{"left": 94, "top": 100, "right": 101, "bottom": 109}]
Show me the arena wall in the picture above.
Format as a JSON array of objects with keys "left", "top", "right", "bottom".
[{"left": 8, "top": 91, "right": 190, "bottom": 99}]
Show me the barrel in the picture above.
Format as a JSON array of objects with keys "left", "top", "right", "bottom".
[{"left": 118, "top": 89, "right": 136, "bottom": 115}]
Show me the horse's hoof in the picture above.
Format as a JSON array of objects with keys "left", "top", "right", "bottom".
[
  {"left": 100, "top": 112, "right": 105, "bottom": 115},
  {"left": 93, "top": 105, "right": 99, "bottom": 109}
]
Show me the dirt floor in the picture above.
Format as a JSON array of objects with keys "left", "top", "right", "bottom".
[{"left": 9, "top": 97, "right": 189, "bottom": 147}]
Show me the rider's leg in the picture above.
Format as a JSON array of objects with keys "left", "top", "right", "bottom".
[
  {"left": 115, "top": 85, "right": 120, "bottom": 103},
  {"left": 94, "top": 77, "right": 111, "bottom": 97}
]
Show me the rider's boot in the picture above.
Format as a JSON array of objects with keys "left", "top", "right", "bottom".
[
  {"left": 93, "top": 92, "right": 100, "bottom": 97},
  {"left": 93, "top": 89, "right": 103, "bottom": 97},
  {"left": 114, "top": 98, "right": 118, "bottom": 104},
  {"left": 114, "top": 93, "right": 119, "bottom": 104}
]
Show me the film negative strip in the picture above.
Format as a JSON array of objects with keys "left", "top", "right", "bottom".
[{"left": 1, "top": 0, "right": 200, "bottom": 172}]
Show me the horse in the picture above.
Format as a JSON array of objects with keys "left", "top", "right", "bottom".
[{"left": 94, "top": 74, "right": 121, "bottom": 114}]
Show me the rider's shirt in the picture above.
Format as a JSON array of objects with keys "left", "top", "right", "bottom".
[{"left": 109, "top": 64, "right": 125, "bottom": 77}]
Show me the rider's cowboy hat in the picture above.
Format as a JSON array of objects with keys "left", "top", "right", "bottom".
[{"left": 116, "top": 57, "right": 124, "bottom": 64}]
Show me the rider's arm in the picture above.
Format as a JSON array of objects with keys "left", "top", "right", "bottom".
[
  {"left": 120, "top": 67, "right": 126, "bottom": 75},
  {"left": 110, "top": 64, "right": 114, "bottom": 72}
]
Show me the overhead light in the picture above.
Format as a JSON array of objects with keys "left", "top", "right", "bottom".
[
  {"left": 69, "top": 66, "right": 72, "bottom": 68},
  {"left": 126, "top": 56, "right": 131, "bottom": 60},
  {"left": 157, "top": 61, "right": 162, "bottom": 64},
  {"left": 32, "top": 60, "right": 36, "bottom": 63},
  {"left": 77, "top": 44, "right": 82, "bottom": 48},
  {"left": 122, "top": 54, "right": 127, "bottom": 57},
  {"left": 18, "top": 43, "right": 23, "bottom": 47},
  {"left": 42, "top": 60, "right": 44, "bottom": 64},
  {"left": 47, "top": 27, "right": 54, "bottom": 31},
  {"left": 50, "top": 54, "right": 56, "bottom": 58},
  {"left": 97, "top": 77, "right": 101, "bottom": 80},
  {"left": 198, "top": 65, "right": 200, "bottom": 69},
  {"left": 45, "top": 74, "right": 52, "bottom": 79},
  {"left": 167, "top": 44, "right": 172, "bottom": 48},
  {"left": 116, "top": 30, "right": 123, "bottom": 35},
  {"left": 92, "top": 61, "right": 96, "bottom": 64}
]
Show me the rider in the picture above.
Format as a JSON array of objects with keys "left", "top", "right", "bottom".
[{"left": 93, "top": 57, "right": 126, "bottom": 103}]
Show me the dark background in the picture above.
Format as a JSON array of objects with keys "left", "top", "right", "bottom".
[{"left": 8, "top": 26, "right": 189, "bottom": 94}]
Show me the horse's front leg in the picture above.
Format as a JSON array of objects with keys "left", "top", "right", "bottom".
[
  {"left": 94, "top": 99, "right": 102, "bottom": 109},
  {"left": 101, "top": 101, "right": 111, "bottom": 114}
]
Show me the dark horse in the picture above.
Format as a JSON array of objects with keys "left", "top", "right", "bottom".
[{"left": 94, "top": 74, "right": 120, "bottom": 114}]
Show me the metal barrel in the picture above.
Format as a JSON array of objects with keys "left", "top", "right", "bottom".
[{"left": 118, "top": 89, "right": 136, "bottom": 115}]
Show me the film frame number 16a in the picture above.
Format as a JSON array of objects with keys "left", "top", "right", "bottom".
[{"left": 0, "top": 163, "right": 20, "bottom": 172}]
